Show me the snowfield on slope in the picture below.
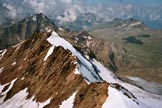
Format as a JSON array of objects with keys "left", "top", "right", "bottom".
[
  {"left": 92, "top": 60, "right": 162, "bottom": 108},
  {"left": 45, "top": 31, "right": 162, "bottom": 108},
  {"left": 0, "top": 79, "right": 51, "bottom": 108},
  {"left": 0, "top": 89, "right": 51, "bottom": 108},
  {"left": 45, "top": 31, "right": 102, "bottom": 82},
  {"left": 0, "top": 49, "right": 7, "bottom": 60},
  {"left": 102, "top": 86, "right": 142, "bottom": 108},
  {"left": 59, "top": 92, "right": 77, "bottom": 108}
]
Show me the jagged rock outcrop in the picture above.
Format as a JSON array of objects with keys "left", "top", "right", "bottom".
[
  {"left": 74, "top": 82, "right": 108, "bottom": 108},
  {"left": 0, "top": 30, "right": 109, "bottom": 108}
]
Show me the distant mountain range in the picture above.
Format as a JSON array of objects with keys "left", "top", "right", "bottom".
[{"left": 53, "top": 12, "right": 104, "bottom": 31}]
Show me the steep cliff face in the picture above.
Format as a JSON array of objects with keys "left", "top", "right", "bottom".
[
  {"left": 0, "top": 31, "right": 84, "bottom": 107},
  {"left": 74, "top": 82, "right": 108, "bottom": 108},
  {"left": 0, "top": 30, "right": 108, "bottom": 108},
  {"left": 0, "top": 29, "right": 162, "bottom": 108}
]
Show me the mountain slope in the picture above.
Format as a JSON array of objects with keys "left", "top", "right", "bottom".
[
  {"left": 61, "top": 28, "right": 162, "bottom": 95},
  {"left": 87, "top": 18, "right": 162, "bottom": 84},
  {"left": 0, "top": 29, "right": 162, "bottom": 108},
  {"left": 0, "top": 13, "right": 56, "bottom": 49}
]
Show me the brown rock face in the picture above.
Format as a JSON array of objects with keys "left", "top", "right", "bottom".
[
  {"left": 0, "top": 31, "right": 85, "bottom": 105},
  {"left": 0, "top": 31, "right": 111, "bottom": 108},
  {"left": 74, "top": 82, "right": 109, "bottom": 108},
  {"left": 0, "top": 32, "right": 51, "bottom": 84}
]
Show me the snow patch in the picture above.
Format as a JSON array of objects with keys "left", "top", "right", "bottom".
[
  {"left": 24, "top": 57, "right": 27, "bottom": 61},
  {"left": 0, "top": 49, "right": 7, "bottom": 60},
  {"left": 12, "top": 41, "right": 24, "bottom": 51},
  {"left": 129, "top": 22, "right": 142, "bottom": 27},
  {"left": 74, "top": 68, "right": 80, "bottom": 75},
  {"left": 32, "top": 15, "right": 37, "bottom": 21},
  {"left": 0, "top": 67, "right": 4, "bottom": 74},
  {"left": 78, "top": 64, "right": 100, "bottom": 82},
  {"left": 12, "top": 62, "right": 16, "bottom": 66},
  {"left": 85, "top": 55, "right": 89, "bottom": 60},
  {"left": 59, "top": 92, "right": 77, "bottom": 108},
  {"left": 21, "top": 77, "right": 25, "bottom": 80},
  {"left": 44, "top": 46, "right": 55, "bottom": 61},
  {"left": 45, "top": 27, "right": 52, "bottom": 33},
  {"left": 0, "top": 88, "right": 51, "bottom": 108},
  {"left": 92, "top": 59, "right": 117, "bottom": 83},
  {"left": 0, "top": 78, "right": 17, "bottom": 104},
  {"left": 59, "top": 27, "right": 64, "bottom": 32},
  {"left": 102, "top": 86, "right": 141, "bottom": 108}
]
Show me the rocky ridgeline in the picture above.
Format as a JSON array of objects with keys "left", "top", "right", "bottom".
[{"left": 0, "top": 30, "right": 143, "bottom": 108}]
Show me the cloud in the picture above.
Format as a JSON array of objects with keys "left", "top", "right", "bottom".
[
  {"left": 56, "top": 4, "right": 83, "bottom": 23},
  {"left": 22, "top": 0, "right": 74, "bottom": 16},
  {"left": 2, "top": 3, "right": 18, "bottom": 19},
  {"left": 56, "top": 8, "right": 77, "bottom": 23},
  {"left": 23, "top": 0, "right": 46, "bottom": 13},
  {"left": 61, "top": 0, "right": 72, "bottom": 4}
]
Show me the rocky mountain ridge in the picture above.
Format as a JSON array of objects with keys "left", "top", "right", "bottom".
[
  {"left": 1, "top": 13, "right": 162, "bottom": 95},
  {"left": 0, "top": 28, "right": 162, "bottom": 108}
]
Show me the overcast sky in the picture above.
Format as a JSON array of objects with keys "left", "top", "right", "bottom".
[
  {"left": 0, "top": 0, "right": 162, "bottom": 28},
  {"left": 1, "top": 0, "right": 162, "bottom": 17}
]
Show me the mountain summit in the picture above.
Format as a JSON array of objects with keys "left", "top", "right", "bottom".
[{"left": 0, "top": 13, "right": 56, "bottom": 49}]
